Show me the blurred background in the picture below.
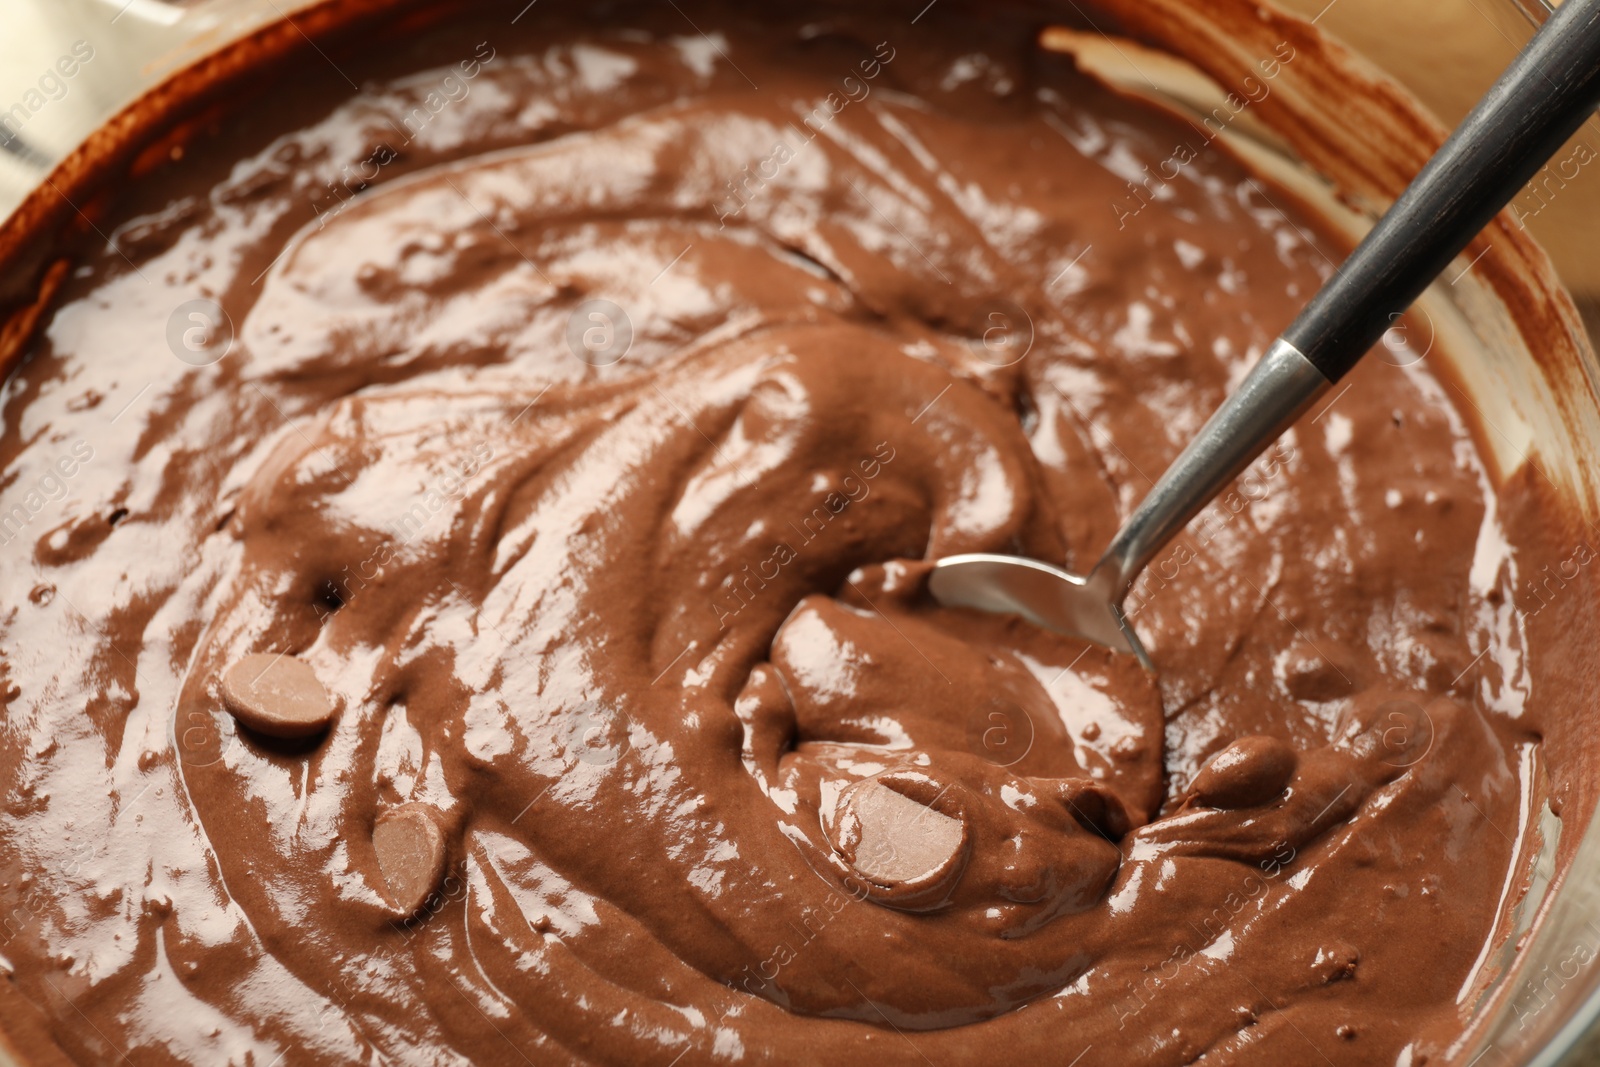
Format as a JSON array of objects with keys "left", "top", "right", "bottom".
[{"left": 1274, "top": 0, "right": 1600, "bottom": 338}]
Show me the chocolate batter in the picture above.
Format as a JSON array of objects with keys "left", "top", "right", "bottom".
[{"left": 0, "top": 2, "right": 1552, "bottom": 1064}]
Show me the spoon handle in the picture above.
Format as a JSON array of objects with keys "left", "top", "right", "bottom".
[
  {"left": 1094, "top": 0, "right": 1600, "bottom": 599},
  {"left": 1282, "top": 0, "right": 1600, "bottom": 380}
]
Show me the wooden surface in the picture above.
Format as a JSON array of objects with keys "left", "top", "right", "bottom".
[{"left": 1272, "top": 0, "right": 1600, "bottom": 315}]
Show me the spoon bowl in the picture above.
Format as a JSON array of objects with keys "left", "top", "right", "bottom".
[{"left": 928, "top": 554, "right": 1148, "bottom": 668}]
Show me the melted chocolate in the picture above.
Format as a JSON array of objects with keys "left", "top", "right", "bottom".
[{"left": 0, "top": 3, "right": 1550, "bottom": 1064}]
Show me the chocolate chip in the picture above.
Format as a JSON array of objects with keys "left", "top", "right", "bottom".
[
  {"left": 220, "top": 653, "right": 335, "bottom": 740},
  {"left": 1186, "top": 736, "right": 1297, "bottom": 810},
  {"left": 373, "top": 804, "right": 446, "bottom": 917},
  {"left": 834, "top": 779, "right": 966, "bottom": 893}
]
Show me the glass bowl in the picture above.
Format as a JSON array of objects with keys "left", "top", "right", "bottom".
[{"left": 0, "top": 1, "right": 1596, "bottom": 1064}]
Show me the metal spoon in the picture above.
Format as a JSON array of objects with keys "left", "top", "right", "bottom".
[{"left": 929, "top": 0, "right": 1600, "bottom": 670}]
